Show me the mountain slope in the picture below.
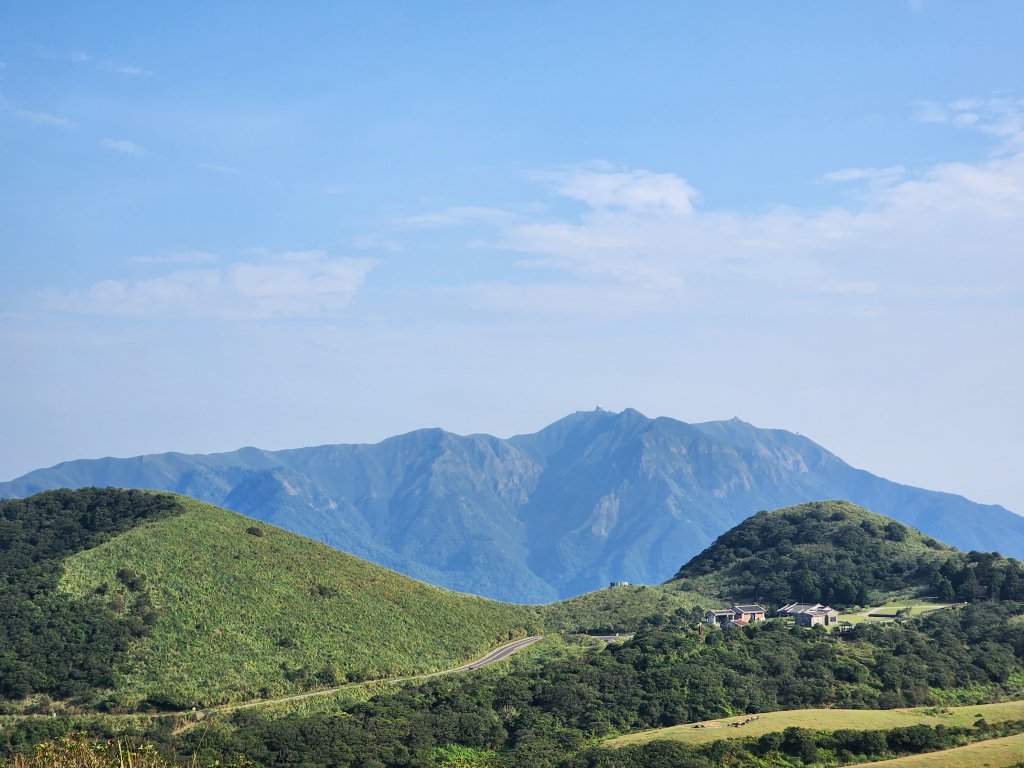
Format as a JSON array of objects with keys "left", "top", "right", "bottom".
[
  {"left": 3, "top": 409, "right": 1022, "bottom": 602},
  {"left": 1, "top": 489, "right": 536, "bottom": 711}
]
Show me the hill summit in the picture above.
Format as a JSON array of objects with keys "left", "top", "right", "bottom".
[
  {"left": 2, "top": 409, "right": 1022, "bottom": 602},
  {"left": 672, "top": 500, "right": 951, "bottom": 606}
]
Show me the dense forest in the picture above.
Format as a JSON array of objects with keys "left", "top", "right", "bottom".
[{"left": 0, "top": 488, "right": 181, "bottom": 702}]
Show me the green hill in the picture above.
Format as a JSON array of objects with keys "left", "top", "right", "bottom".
[
  {"left": 672, "top": 500, "right": 1024, "bottom": 609},
  {"left": 1, "top": 489, "right": 537, "bottom": 712},
  {"left": 547, "top": 500, "right": 1024, "bottom": 632}
]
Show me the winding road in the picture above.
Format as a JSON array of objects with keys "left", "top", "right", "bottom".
[{"left": 185, "top": 635, "right": 544, "bottom": 719}]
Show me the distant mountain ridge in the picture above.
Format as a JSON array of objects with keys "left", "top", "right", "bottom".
[{"left": 3, "top": 409, "right": 1022, "bottom": 602}]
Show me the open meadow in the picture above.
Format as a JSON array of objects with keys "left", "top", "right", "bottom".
[{"left": 607, "top": 700, "right": 1024, "bottom": 747}]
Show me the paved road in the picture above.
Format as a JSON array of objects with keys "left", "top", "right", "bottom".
[{"left": 186, "top": 635, "right": 545, "bottom": 719}]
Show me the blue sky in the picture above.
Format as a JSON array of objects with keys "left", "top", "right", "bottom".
[{"left": 2, "top": 2, "right": 1022, "bottom": 513}]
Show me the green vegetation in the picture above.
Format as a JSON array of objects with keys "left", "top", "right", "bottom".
[
  {"left": 607, "top": 699, "right": 1024, "bottom": 746},
  {"left": 839, "top": 601, "right": 955, "bottom": 626},
  {"left": 846, "top": 732, "right": 1024, "bottom": 766},
  {"left": 0, "top": 734, "right": 255, "bottom": 767},
  {"left": 0, "top": 489, "right": 183, "bottom": 703},
  {"left": 598, "top": 719, "right": 1024, "bottom": 767},
  {"left": 154, "top": 602, "right": 1024, "bottom": 766},
  {"left": 57, "top": 495, "right": 537, "bottom": 710},
  {"left": 673, "top": 501, "right": 949, "bottom": 607},
  {"left": 7, "top": 490, "right": 1024, "bottom": 767},
  {"left": 541, "top": 583, "right": 706, "bottom": 633}
]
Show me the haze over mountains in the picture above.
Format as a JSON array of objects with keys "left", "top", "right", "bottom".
[{"left": 3, "top": 409, "right": 1022, "bottom": 603}]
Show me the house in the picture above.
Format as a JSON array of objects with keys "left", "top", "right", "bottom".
[
  {"left": 608, "top": 580, "right": 632, "bottom": 588},
  {"left": 795, "top": 607, "right": 840, "bottom": 627},
  {"left": 778, "top": 602, "right": 826, "bottom": 617},
  {"left": 706, "top": 609, "right": 736, "bottom": 626},
  {"left": 732, "top": 604, "right": 767, "bottom": 622},
  {"left": 726, "top": 618, "right": 749, "bottom": 629},
  {"left": 706, "top": 604, "right": 767, "bottom": 626}
]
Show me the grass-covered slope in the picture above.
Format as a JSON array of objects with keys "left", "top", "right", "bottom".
[
  {"left": 672, "top": 500, "right": 955, "bottom": 607},
  {"left": 58, "top": 495, "right": 538, "bottom": 709},
  {"left": 541, "top": 583, "right": 704, "bottom": 633}
]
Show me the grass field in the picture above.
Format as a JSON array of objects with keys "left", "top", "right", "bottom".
[
  {"left": 58, "top": 496, "right": 539, "bottom": 710},
  {"left": 839, "top": 601, "right": 956, "bottom": 626},
  {"left": 846, "top": 732, "right": 1024, "bottom": 767},
  {"left": 606, "top": 700, "right": 1024, "bottom": 747}
]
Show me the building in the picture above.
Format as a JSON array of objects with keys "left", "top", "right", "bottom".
[
  {"left": 777, "top": 602, "right": 826, "bottom": 617},
  {"left": 726, "top": 618, "right": 749, "bottom": 629},
  {"left": 778, "top": 602, "right": 841, "bottom": 627},
  {"left": 706, "top": 604, "right": 767, "bottom": 626},
  {"left": 795, "top": 606, "right": 840, "bottom": 627},
  {"left": 706, "top": 609, "right": 736, "bottom": 626},
  {"left": 732, "top": 604, "right": 767, "bottom": 622}
]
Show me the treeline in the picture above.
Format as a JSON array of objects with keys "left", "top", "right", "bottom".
[
  {"left": 0, "top": 488, "right": 180, "bottom": 703},
  {"left": 179, "top": 602, "right": 1024, "bottom": 767}
]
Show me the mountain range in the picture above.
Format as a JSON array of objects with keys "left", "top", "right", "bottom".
[{"left": 2, "top": 408, "right": 1022, "bottom": 602}]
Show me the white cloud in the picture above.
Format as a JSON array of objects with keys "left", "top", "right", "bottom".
[
  {"left": 532, "top": 163, "right": 698, "bottom": 214},
  {"left": 41, "top": 251, "right": 376, "bottom": 320},
  {"left": 410, "top": 99, "right": 1024, "bottom": 317},
  {"left": 101, "top": 138, "right": 148, "bottom": 157}
]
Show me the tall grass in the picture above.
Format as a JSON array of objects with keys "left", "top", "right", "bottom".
[{"left": 4, "top": 735, "right": 254, "bottom": 768}]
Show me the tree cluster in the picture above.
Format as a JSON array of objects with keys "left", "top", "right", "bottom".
[{"left": 0, "top": 488, "right": 179, "bottom": 702}]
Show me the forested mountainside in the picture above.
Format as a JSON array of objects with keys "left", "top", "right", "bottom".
[{"left": 3, "top": 409, "right": 1022, "bottom": 602}]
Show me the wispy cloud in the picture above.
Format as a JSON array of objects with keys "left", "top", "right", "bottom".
[
  {"left": 402, "top": 206, "right": 517, "bottom": 228},
  {"left": 40, "top": 251, "right": 376, "bottom": 320},
  {"left": 101, "top": 138, "right": 148, "bottom": 157},
  {"left": 823, "top": 165, "right": 906, "bottom": 185},
  {"left": 128, "top": 250, "right": 220, "bottom": 265},
  {"left": 102, "top": 63, "right": 151, "bottom": 76},
  {"left": 0, "top": 96, "right": 75, "bottom": 128},
  {"left": 32, "top": 46, "right": 150, "bottom": 76},
  {"left": 915, "top": 96, "right": 1024, "bottom": 146},
  {"left": 196, "top": 163, "right": 238, "bottom": 174}
]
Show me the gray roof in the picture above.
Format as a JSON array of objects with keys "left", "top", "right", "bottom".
[{"left": 733, "top": 604, "right": 766, "bottom": 613}]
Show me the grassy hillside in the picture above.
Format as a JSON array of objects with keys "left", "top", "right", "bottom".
[
  {"left": 57, "top": 495, "right": 538, "bottom": 710},
  {"left": 541, "top": 582, "right": 707, "bottom": 633},
  {"left": 672, "top": 500, "right": 956, "bottom": 607}
]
